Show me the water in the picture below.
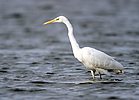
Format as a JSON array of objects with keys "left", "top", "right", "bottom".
[{"left": 0, "top": 0, "right": 139, "bottom": 100}]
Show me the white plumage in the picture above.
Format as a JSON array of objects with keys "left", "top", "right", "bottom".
[{"left": 44, "top": 16, "right": 124, "bottom": 79}]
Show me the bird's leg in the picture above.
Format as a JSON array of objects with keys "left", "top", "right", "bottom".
[
  {"left": 99, "top": 72, "right": 102, "bottom": 79},
  {"left": 90, "top": 70, "right": 96, "bottom": 79}
]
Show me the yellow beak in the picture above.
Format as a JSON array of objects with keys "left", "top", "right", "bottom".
[{"left": 43, "top": 19, "right": 56, "bottom": 25}]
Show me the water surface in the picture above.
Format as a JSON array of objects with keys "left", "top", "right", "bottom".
[{"left": 0, "top": 0, "right": 139, "bottom": 100}]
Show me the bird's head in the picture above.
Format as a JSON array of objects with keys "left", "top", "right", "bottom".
[{"left": 43, "top": 16, "right": 67, "bottom": 25}]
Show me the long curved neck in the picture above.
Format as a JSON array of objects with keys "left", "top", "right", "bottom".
[
  {"left": 63, "top": 18, "right": 82, "bottom": 62},
  {"left": 64, "top": 19, "right": 80, "bottom": 53}
]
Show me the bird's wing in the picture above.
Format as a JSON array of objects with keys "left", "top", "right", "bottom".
[{"left": 81, "top": 47, "right": 123, "bottom": 70}]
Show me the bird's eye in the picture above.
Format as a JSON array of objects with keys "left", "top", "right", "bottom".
[{"left": 56, "top": 18, "right": 59, "bottom": 20}]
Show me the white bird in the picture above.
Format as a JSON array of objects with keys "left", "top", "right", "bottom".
[{"left": 43, "top": 16, "right": 124, "bottom": 79}]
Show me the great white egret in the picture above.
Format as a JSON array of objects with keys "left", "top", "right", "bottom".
[{"left": 43, "top": 16, "right": 124, "bottom": 79}]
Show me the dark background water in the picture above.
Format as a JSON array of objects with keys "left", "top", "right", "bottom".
[{"left": 0, "top": 0, "right": 139, "bottom": 100}]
